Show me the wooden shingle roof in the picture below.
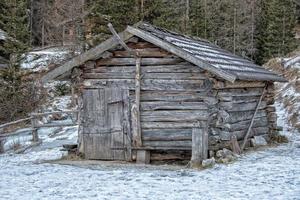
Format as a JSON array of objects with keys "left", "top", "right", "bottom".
[
  {"left": 133, "top": 23, "right": 286, "bottom": 82},
  {"left": 42, "top": 22, "right": 286, "bottom": 83}
]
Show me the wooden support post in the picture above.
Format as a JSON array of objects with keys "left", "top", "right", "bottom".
[
  {"left": 230, "top": 135, "right": 241, "bottom": 154},
  {"left": 241, "top": 86, "right": 266, "bottom": 151},
  {"left": 0, "top": 138, "right": 4, "bottom": 154},
  {"left": 30, "top": 115, "right": 39, "bottom": 142},
  {"left": 0, "top": 128, "right": 4, "bottom": 153},
  {"left": 191, "top": 128, "right": 208, "bottom": 168},
  {"left": 136, "top": 150, "right": 150, "bottom": 164},
  {"left": 71, "top": 85, "right": 76, "bottom": 107}
]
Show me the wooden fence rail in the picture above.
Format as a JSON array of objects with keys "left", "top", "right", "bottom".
[{"left": 0, "top": 110, "right": 79, "bottom": 153}]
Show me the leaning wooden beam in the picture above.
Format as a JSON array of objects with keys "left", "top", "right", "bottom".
[
  {"left": 41, "top": 29, "right": 133, "bottom": 82},
  {"left": 241, "top": 86, "right": 267, "bottom": 151},
  {"left": 108, "top": 23, "right": 135, "bottom": 55}
]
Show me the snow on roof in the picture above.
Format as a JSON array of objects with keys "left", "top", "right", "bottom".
[{"left": 137, "top": 23, "right": 286, "bottom": 82}]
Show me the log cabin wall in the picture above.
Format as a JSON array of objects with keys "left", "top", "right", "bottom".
[
  {"left": 79, "top": 38, "right": 216, "bottom": 161},
  {"left": 210, "top": 80, "right": 277, "bottom": 150},
  {"left": 77, "top": 37, "right": 277, "bottom": 161}
]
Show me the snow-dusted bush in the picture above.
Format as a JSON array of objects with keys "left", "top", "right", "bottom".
[{"left": 0, "top": 67, "right": 45, "bottom": 124}]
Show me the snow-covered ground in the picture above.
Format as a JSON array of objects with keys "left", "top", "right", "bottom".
[
  {"left": 0, "top": 102, "right": 300, "bottom": 200},
  {"left": 0, "top": 136, "right": 300, "bottom": 200}
]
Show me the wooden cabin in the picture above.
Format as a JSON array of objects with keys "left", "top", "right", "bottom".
[{"left": 42, "top": 23, "right": 286, "bottom": 166}]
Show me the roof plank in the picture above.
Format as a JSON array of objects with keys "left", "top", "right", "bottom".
[
  {"left": 41, "top": 30, "right": 134, "bottom": 83},
  {"left": 127, "top": 26, "right": 237, "bottom": 83}
]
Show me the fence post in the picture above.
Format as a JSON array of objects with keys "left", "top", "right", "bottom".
[
  {"left": 0, "top": 128, "right": 4, "bottom": 153},
  {"left": 30, "top": 115, "right": 39, "bottom": 142},
  {"left": 0, "top": 138, "right": 4, "bottom": 153}
]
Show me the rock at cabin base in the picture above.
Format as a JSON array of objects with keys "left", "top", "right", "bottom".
[
  {"left": 202, "top": 157, "right": 216, "bottom": 168},
  {"left": 251, "top": 136, "right": 267, "bottom": 147},
  {"left": 216, "top": 148, "right": 237, "bottom": 164}
]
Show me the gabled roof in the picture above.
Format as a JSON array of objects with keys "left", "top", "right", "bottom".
[{"left": 42, "top": 22, "right": 286, "bottom": 83}]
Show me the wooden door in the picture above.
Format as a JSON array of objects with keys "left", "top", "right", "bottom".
[{"left": 82, "top": 88, "right": 131, "bottom": 160}]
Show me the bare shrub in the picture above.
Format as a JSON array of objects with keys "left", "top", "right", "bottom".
[{"left": 0, "top": 67, "right": 45, "bottom": 124}]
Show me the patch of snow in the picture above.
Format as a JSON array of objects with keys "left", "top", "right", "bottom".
[
  {"left": 20, "top": 50, "right": 71, "bottom": 72},
  {"left": 0, "top": 29, "right": 8, "bottom": 41}
]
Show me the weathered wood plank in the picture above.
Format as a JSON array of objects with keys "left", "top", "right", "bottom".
[
  {"left": 141, "top": 121, "right": 206, "bottom": 129},
  {"left": 191, "top": 128, "right": 206, "bottom": 167},
  {"left": 143, "top": 140, "right": 192, "bottom": 147},
  {"left": 132, "top": 57, "right": 142, "bottom": 147},
  {"left": 141, "top": 110, "right": 209, "bottom": 122},
  {"left": 84, "top": 79, "right": 209, "bottom": 91},
  {"left": 83, "top": 72, "right": 207, "bottom": 80},
  {"left": 214, "top": 81, "right": 265, "bottom": 89},
  {"left": 113, "top": 48, "right": 171, "bottom": 57},
  {"left": 140, "top": 91, "right": 217, "bottom": 103},
  {"left": 220, "top": 101, "right": 267, "bottom": 111},
  {"left": 142, "top": 128, "right": 192, "bottom": 141},
  {"left": 141, "top": 101, "right": 208, "bottom": 111},
  {"left": 229, "top": 117, "right": 268, "bottom": 131},
  {"left": 228, "top": 110, "right": 267, "bottom": 123},
  {"left": 42, "top": 30, "right": 133, "bottom": 82},
  {"left": 127, "top": 41, "right": 157, "bottom": 49},
  {"left": 218, "top": 88, "right": 264, "bottom": 97},
  {"left": 89, "top": 64, "right": 204, "bottom": 73},
  {"left": 96, "top": 57, "right": 184, "bottom": 66},
  {"left": 136, "top": 150, "right": 150, "bottom": 164}
]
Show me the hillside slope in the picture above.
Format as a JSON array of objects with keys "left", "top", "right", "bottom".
[{"left": 265, "top": 50, "right": 300, "bottom": 131}]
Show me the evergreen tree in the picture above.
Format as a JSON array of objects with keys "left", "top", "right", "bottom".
[
  {"left": 256, "top": 0, "right": 297, "bottom": 64},
  {"left": 0, "top": 0, "right": 30, "bottom": 59},
  {"left": 86, "top": 0, "right": 138, "bottom": 44}
]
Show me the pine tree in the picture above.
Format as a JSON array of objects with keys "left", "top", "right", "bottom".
[
  {"left": 256, "top": 0, "right": 297, "bottom": 64},
  {"left": 0, "top": 0, "right": 30, "bottom": 58},
  {"left": 86, "top": 0, "right": 138, "bottom": 45}
]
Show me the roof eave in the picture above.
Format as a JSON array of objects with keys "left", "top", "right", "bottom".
[{"left": 41, "top": 29, "right": 134, "bottom": 83}]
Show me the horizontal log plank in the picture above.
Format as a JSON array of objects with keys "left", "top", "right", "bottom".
[
  {"left": 127, "top": 41, "right": 157, "bottom": 49},
  {"left": 140, "top": 91, "right": 217, "bottom": 103},
  {"left": 113, "top": 48, "right": 171, "bottom": 57},
  {"left": 83, "top": 72, "right": 208, "bottom": 80},
  {"left": 142, "top": 128, "right": 192, "bottom": 141},
  {"left": 220, "top": 101, "right": 267, "bottom": 111},
  {"left": 143, "top": 140, "right": 192, "bottom": 147},
  {"left": 218, "top": 88, "right": 264, "bottom": 97},
  {"left": 141, "top": 101, "right": 208, "bottom": 111},
  {"left": 89, "top": 64, "right": 204, "bottom": 73},
  {"left": 151, "top": 152, "right": 191, "bottom": 161},
  {"left": 84, "top": 79, "right": 209, "bottom": 91},
  {"left": 214, "top": 81, "right": 265, "bottom": 89},
  {"left": 141, "top": 121, "right": 206, "bottom": 129},
  {"left": 141, "top": 110, "right": 209, "bottom": 122},
  {"left": 228, "top": 110, "right": 267, "bottom": 123},
  {"left": 229, "top": 117, "right": 268, "bottom": 131},
  {"left": 97, "top": 58, "right": 184, "bottom": 66},
  {"left": 216, "top": 126, "right": 269, "bottom": 141}
]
